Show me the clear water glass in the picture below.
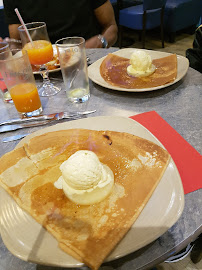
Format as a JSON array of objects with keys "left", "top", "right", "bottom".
[{"left": 56, "top": 37, "right": 90, "bottom": 103}]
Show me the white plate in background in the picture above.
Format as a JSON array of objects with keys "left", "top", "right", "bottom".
[{"left": 88, "top": 48, "right": 189, "bottom": 92}]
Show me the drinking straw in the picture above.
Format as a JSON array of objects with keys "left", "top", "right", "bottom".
[{"left": 14, "top": 8, "right": 33, "bottom": 45}]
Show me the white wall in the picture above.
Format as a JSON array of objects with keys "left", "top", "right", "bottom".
[{"left": 0, "top": 0, "right": 3, "bottom": 6}]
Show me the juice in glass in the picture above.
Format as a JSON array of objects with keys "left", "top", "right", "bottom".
[
  {"left": 9, "top": 82, "right": 42, "bottom": 113},
  {"left": 23, "top": 40, "right": 53, "bottom": 65}
]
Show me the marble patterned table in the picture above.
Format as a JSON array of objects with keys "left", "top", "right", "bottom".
[{"left": 0, "top": 48, "right": 201, "bottom": 270}]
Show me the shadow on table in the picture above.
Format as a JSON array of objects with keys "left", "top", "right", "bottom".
[{"left": 92, "top": 79, "right": 184, "bottom": 100}]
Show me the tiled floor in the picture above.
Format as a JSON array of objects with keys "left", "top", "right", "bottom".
[
  {"left": 119, "top": 27, "right": 195, "bottom": 56},
  {"left": 156, "top": 252, "right": 202, "bottom": 270}
]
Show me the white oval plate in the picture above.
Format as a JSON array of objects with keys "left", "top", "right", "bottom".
[
  {"left": 88, "top": 48, "right": 189, "bottom": 92},
  {"left": 0, "top": 116, "right": 184, "bottom": 267}
]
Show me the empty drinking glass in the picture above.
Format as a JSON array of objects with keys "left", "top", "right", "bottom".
[{"left": 56, "top": 37, "right": 90, "bottom": 103}]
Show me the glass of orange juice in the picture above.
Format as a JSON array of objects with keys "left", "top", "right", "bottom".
[
  {"left": 18, "top": 22, "right": 61, "bottom": 97},
  {"left": 0, "top": 49, "right": 42, "bottom": 117}
]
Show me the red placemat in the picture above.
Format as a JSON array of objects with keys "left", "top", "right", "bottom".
[{"left": 130, "top": 111, "right": 202, "bottom": 195}]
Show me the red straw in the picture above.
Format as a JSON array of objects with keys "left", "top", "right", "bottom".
[{"left": 14, "top": 8, "right": 33, "bottom": 45}]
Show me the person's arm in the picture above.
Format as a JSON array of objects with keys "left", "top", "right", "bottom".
[
  {"left": 8, "top": 24, "right": 21, "bottom": 40},
  {"left": 0, "top": 24, "right": 22, "bottom": 49},
  {"left": 85, "top": 0, "right": 118, "bottom": 48},
  {"left": 0, "top": 25, "right": 22, "bottom": 49},
  {"left": 3, "top": 0, "right": 21, "bottom": 40},
  {"left": 0, "top": 25, "right": 20, "bottom": 43}
]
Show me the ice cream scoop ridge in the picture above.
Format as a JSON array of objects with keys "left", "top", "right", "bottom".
[
  {"left": 55, "top": 150, "right": 114, "bottom": 205},
  {"left": 127, "top": 50, "right": 156, "bottom": 77}
]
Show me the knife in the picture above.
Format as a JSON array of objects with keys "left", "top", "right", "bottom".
[
  {"left": 2, "top": 133, "right": 30, "bottom": 142},
  {"left": 0, "top": 110, "right": 96, "bottom": 126},
  {"left": 0, "top": 121, "right": 51, "bottom": 133}
]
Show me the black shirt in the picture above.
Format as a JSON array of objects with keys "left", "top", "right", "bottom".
[{"left": 3, "top": 0, "right": 107, "bottom": 43}]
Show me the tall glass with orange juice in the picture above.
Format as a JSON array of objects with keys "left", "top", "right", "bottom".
[
  {"left": 0, "top": 49, "right": 42, "bottom": 117},
  {"left": 18, "top": 22, "right": 61, "bottom": 97}
]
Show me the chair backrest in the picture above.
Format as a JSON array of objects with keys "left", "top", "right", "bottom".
[{"left": 143, "top": 0, "right": 167, "bottom": 11}]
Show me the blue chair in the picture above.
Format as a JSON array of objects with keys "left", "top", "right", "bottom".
[
  {"left": 119, "top": 0, "right": 167, "bottom": 48},
  {"left": 164, "top": 0, "right": 201, "bottom": 43},
  {"left": 110, "top": 0, "right": 143, "bottom": 26}
]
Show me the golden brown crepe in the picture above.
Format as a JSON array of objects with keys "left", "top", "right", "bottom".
[
  {"left": 0, "top": 129, "right": 170, "bottom": 270},
  {"left": 100, "top": 53, "right": 177, "bottom": 89}
]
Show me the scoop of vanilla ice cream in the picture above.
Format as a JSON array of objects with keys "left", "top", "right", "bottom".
[
  {"left": 58, "top": 150, "right": 114, "bottom": 205},
  {"left": 127, "top": 50, "right": 155, "bottom": 77},
  {"left": 130, "top": 50, "right": 152, "bottom": 71},
  {"left": 60, "top": 151, "right": 102, "bottom": 190}
]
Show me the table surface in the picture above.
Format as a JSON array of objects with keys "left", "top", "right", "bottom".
[{"left": 0, "top": 48, "right": 202, "bottom": 270}]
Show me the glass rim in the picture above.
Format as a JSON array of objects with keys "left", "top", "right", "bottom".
[
  {"left": 55, "top": 37, "right": 85, "bottom": 47},
  {"left": 18, "top": 22, "right": 47, "bottom": 31},
  {"left": 0, "top": 49, "right": 28, "bottom": 62},
  {"left": 0, "top": 42, "right": 9, "bottom": 50}
]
